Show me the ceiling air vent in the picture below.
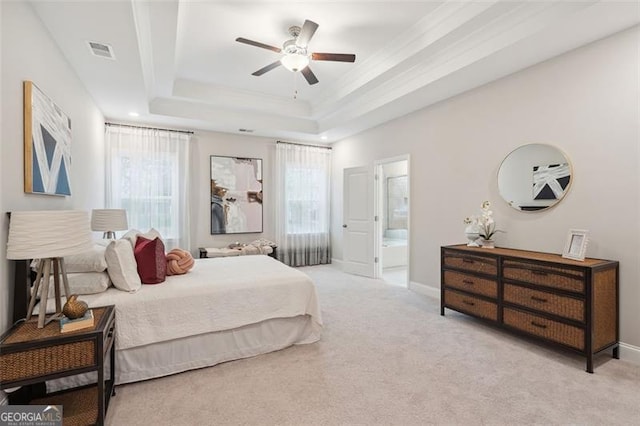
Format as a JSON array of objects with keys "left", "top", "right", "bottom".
[{"left": 87, "top": 41, "right": 115, "bottom": 60}]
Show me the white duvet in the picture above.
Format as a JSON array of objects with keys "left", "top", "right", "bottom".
[{"left": 76, "top": 256, "right": 323, "bottom": 350}]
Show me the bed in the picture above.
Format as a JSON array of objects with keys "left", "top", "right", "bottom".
[{"left": 14, "top": 255, "right": 322, "bottom": 390}]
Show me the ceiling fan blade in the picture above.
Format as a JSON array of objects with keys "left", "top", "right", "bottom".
[
  {"left": 312, "top": 52, "right": 356, "bottom": 62},
  {"left": 252, "top": 61, "right": 282, "bottom": 76},
  {"left": 236, "top": 37, "right": 282, "bottom": 53},
  {"left": 296, "top": 20, "right": 319, "bottom": 48},
  {"left": 301, "top": 66, "right": 319, "bottom": 85}
]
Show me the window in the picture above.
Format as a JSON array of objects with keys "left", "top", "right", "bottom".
[
  {"left": 275, "top": 142, "right": 331, "bottom": 266},
  {"left": 285, "top": 166, "right": 329, "bottom": 234},
  {"left": 105, "top": 126, "right": 190, "bottom": 249}
]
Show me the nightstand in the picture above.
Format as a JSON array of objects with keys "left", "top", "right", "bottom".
[{"left": 0, "top": 305, "right": 116, "bottom": 425}]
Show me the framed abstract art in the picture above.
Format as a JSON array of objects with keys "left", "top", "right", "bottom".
[
  {"left": 210, "top": 155, "right": 263, "bottom": 234},
  {"left": 23, "top": 81, "right": 72, "bottom": 196}
]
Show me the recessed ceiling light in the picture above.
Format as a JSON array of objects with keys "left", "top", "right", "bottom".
[
  {"left": 320, "top": 135, "right": 328, "bottom": 140},
  {"left": 128, "top": 112, "right": 139, "bottom": 117}
]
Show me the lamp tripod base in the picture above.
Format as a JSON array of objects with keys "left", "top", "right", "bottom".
[{"left": 26, "top": 257, "right": 71, "bottom": 328}]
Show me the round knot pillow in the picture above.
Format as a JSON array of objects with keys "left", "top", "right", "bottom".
[{"left": 166, "top": 249, "right": 195, "bottom": 276}]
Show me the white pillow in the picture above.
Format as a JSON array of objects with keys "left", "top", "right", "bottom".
[
  {"left": 122, "top": 228, "right": 163, "bottom": 248},
  {"left": 40, "top": 271, "right": 110, "bottom": 298},
  {"left": 63, "top": 245, "right": 108, "bottom": 273},
  {"left": 105, "top": 239, "right": 142, "bottom": 293},
  {"left": 121, "top": 229, "right": 142, "bottom": 248}
]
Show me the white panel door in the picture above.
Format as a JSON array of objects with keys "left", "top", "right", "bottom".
[{"left": 343, "top": 166, "right": 375, "bottom": 277}]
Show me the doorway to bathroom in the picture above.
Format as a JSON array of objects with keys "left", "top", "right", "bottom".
[{"left": 375, "top": 156, "right": 409, "bottom": 287}]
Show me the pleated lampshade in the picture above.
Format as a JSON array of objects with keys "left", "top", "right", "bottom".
[
  {"left": 7, "top": 210, "right": 93, "bottom": 260},
  {"left": 91, "top": 209, "right": 128, "bottom": 232}
]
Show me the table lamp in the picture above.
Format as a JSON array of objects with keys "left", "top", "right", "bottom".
[
  {"left": 91, "top": 209, "right": 128, "bottom": 239},
  {"left": 7, "top": 210, "right": 93, "bottom": 328}
]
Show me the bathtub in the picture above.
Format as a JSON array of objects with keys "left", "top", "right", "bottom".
[{"left": 382, "top": 237, "right": 407, "bottom": 268}]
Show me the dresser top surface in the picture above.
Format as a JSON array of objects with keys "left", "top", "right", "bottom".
[{"left": 443, "top": 244, "right": 616, "bottom": 268}]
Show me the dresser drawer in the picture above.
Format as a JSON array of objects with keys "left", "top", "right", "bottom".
[
  {"left": 503, "top": 308, "right": 584, "bottom": 350},
  {"left": 444, "top": 290, "right": 497, "bottom": 321},
  {"left": 503, "top": 260, "right": 585, "bottom": 293},
  {"left": 443, "top": 251, "right": 497, "bottom": 276},
  {"left": 443, "top": 270, "right": 497, "bottom": 298},
  {"left": 503, "top": 284, "right": 584, "bottom": 322}
]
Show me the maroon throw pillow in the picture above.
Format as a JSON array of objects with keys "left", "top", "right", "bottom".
[{"left": 134, "top": 236, "right": 167, "bottom": 284}]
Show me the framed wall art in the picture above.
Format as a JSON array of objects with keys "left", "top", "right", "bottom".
[
  {"left": 23, "top": 81, "right": 72, "bottom": 196},
  {"left": 210, "top": 155, "right": 263, "bottom": 234}
]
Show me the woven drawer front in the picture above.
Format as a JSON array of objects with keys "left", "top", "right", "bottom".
[
  {"left": 0, "top": 340, "right": 95, "bottom": 383},
  {"left": 444, "top": 270, "right": 497, "bottom": 298},
  {"left": 503, "top": 284, "right": 584, "bottom": 322},
  {"left": 503, "top": 308, "right": 584, "bottom": 350},
  {"left": 503, "top": 260, "right": 584, "bottom": 293},
  {"left": 444, "top": 290, "right": 497, "bottom": 321},
  {"left": 443, "top": 252, "right": 497, "bottom": 276}
]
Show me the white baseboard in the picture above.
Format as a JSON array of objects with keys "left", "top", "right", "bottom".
[
  {"left": 619, "top": 342, "right": 640, "bottom": 365},
  {"left": 330, "top": 258, "right": 344, "bottom": 270},
  {"left": 409, "top": 281, "right": 440, "bottom": 300}
]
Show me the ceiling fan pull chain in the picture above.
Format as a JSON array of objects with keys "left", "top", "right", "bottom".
[{"left": 293, "top": 72, "right": 299, "bottom": 100}]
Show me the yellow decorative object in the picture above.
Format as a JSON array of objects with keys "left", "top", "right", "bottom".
[{"left": 63, "top": 294, "right": 89, "bottom": 319}]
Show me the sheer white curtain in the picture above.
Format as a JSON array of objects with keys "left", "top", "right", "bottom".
[
  {"left": 105, "top": 125, "right": 190, "bottom": 250},
  {"left": 275, "top": 142, "right": 331, "bottom": 266}
]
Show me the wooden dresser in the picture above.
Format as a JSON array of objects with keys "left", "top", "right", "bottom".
[{"left": 441, "top": 244, "right": 619, "bottom": 373}]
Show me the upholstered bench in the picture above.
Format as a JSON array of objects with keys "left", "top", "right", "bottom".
[{"left": 199, "top": 245, "right": 277, "bottom": 259}]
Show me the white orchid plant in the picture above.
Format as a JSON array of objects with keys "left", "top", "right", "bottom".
[
  {"left": 464, "top": 201, "right": 503, "bottom": 240},
  {"left": 477, "top": 201, "right": 503, "bottom": 240}
]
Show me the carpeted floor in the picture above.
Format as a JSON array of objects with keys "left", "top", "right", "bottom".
[{"left": 106, "top": 264, "right": 640, "bottom": 425}]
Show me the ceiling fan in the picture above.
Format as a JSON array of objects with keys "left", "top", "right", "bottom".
[{"left": 236, "top": 19, "right": 356, "bottom": 85}]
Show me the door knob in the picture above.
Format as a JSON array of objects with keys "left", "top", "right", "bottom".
[{"left": 342, "top": 224, "right": 347, "bottom": 228}]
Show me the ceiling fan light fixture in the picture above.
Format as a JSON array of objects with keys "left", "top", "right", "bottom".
[{"left": 281, "top": 53, "right": 309, "bottom": 72}]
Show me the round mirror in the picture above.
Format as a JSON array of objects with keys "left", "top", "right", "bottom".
[{"left": 498, "top": 144, "right": 572, "bottom": 212}]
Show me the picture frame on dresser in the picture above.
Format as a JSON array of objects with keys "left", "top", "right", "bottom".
[{"left": 562, "top": 229, "right": 589, "bottom": 261}]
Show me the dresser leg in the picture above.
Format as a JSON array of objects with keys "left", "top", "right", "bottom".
[
  {"left": 613, "top": 345, "right": 620, "bottom": 359},
  {"left": 586, "top": 355, "right": 594, "bottom": 374},
  {"left": 440, "top": 306, "right": 445, "bottom": 316}
]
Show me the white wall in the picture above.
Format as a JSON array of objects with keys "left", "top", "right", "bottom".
[
  {"left": 1, "top": 1, "right": 105, "bottom": 332},
  {"left": 332, "top": 26, "right": 640, "bottom": 349},
  {"left": 190, "top": 131, "right": 277, "bottom": 251}
]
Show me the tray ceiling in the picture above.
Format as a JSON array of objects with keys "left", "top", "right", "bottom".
[{"left": 30, "top": 1, "right": 640, "bottom": 142}]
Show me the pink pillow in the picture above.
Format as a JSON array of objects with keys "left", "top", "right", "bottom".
[
  {"left": 166, "top": 249, "right": 195, "bottom": 276},
  {"left": 134, "top": 236, "right": 166, "bottom": 284}
]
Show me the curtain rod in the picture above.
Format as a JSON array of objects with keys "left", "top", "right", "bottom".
[
  {"left": 105, "top": 122, "right": 194, "bottom": 135},
  {"left": 276, "top": 140, "right": 332, "bottom": 150}
]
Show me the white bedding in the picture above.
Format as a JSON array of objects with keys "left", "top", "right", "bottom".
[{"left": 75, "top": 255, "right": 323, "bottom": 350}]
